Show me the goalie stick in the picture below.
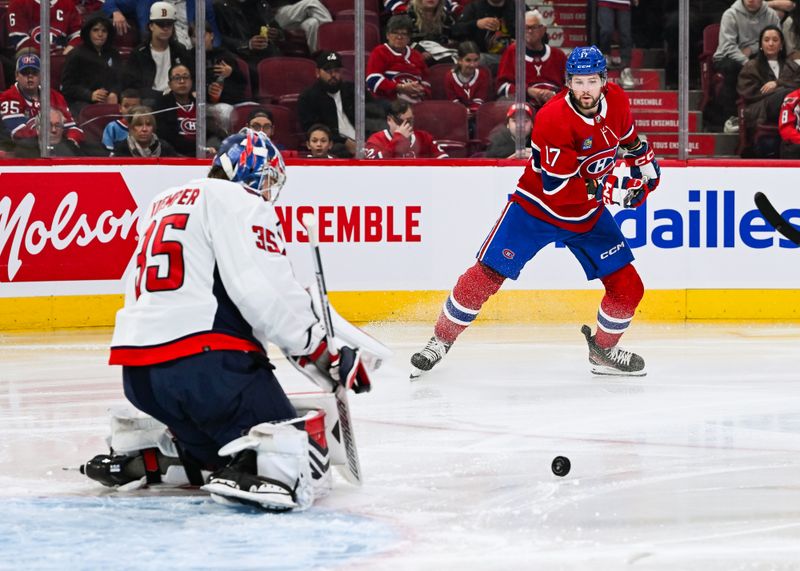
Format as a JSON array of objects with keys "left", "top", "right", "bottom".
[
  {"left": 301, "top": 213, "right": 363, "bottom": 486},
  {"left": 754, "top": 192, "right": 800, "bottom": 246}
]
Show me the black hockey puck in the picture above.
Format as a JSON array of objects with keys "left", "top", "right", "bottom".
[{"left": 551, "top": 456, "right": 571, "bottom": 477}]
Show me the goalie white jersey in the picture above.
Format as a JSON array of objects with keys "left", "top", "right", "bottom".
[{"left": 110, "top": 178, "right": 323, "bottom": 366}]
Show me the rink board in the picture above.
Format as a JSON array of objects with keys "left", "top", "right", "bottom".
[{"left": 1, "top": 159, "right": 799, "bottom": 328}]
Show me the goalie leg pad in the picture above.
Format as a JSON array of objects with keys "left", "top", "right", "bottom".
[{"left": 203, "top": 412, "right": 322, "bottom": 511}]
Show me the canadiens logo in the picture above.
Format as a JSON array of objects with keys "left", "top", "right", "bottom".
[
  {"left": 581, "top": 138, "right": 592, "bottom": 150},
  {"left": 502, "top": 249, "right": 515, "bottom": 259},
  {"left": 179, "top": 118, "right": 196, "bottom": 134},
  {"left": 577, "top": 147, "right": 617, "bottom": 178}
]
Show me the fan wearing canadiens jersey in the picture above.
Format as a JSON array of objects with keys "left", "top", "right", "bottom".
[
  {"left": 410, "top": 46, "right": 661, "bottom": 378},
  {"left": 94, "top": 130, "right": 373, "bottom": 512}
]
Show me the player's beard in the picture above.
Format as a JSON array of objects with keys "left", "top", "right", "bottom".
[{"left": 574, "top": 92, "right": 601, "bottom": 111}]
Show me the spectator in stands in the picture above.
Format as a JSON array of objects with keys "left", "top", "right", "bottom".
[
  {"left": 713, "top": 0, "right": 780, "bottom": 133},
  {"left": 190, "top": 21, "right": 247, "bottom": 135},
  {"left": 213, "top": 0, "right": 283, "bottom": 67},
  {"left": 365, "top": 99, "right": 449, "bottom": 158},
  {"left": 7, "top": 0, "right": 82, "bottom": 55},
  {"left": 484, "top": 102, "right": 533, "bottom": 159},
  {"left": 782, "top": 3, "right": 800, "bottom": 54},
  {"left": 124, "top": 2, "right": 192, "bottom": 106},
  {"left": 271, "top": 0, "right": 332, "bottom": 53},
  {"left": 298, "top": 51, "right": 357, "bottom": 157},
  {"left": 0, "top": 53, "right": 84, "bottom": 157},
  {"left": 495, "top": 10, "right": 567, "bottom": 108},
  {"left": 595, "top": 0, "right": 637, "bottom": 90},
  {"left": 367, "top": 15, "right": 431, "bottom": 103},
  {"left": 154, "top": 64, "right": 216, "bottom": 157},
  {"left": 451, "top": 0, "right": 515, "bottom": 72},
  {"left": 103, "top": 0, "right": 140, "bottom": 37},
  {"left": 407, "top": 0, "right": 458, "bottom": 64},
  {"left": 61, "top": 15, "right": 123, "bottom": 117},
  {"left": 445, "top": 41, "right": 491, "bottom": 117},
  {"left": 304, "top": 123, "right": 335, "bottom": 158},
  {"left": 778, "top": 84, "right": 800, "bottom": 156},
  {"left": 102, "top": 89, "right": 143, "bottom": 152},
  {"left": 737, "top": 25, "right": 800, "bottom": 135},
  {"left": 47, "top": 108, "right": 84, "bottom": 157},
  {"left": 139, "top": 0, "right": 222, "bottom": 50},
  {"left": 111, "top": 105, "right": 178, "bottom": 157}
]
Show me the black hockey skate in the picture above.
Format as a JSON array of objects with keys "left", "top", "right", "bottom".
[
  {"left": 581, "top": 325, "right": 646, "bottom": 376},
  {"left": 202, "top": 450, "right": 298, "bottom": 512},
  {"left": 409, "top": 336, "right": 452, "bottom": 380},
  {"left": 81, "top": 449, "right": 185, "bottom": 487}
]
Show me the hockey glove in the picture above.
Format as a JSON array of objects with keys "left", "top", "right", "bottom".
[
  {"left": 597, "top": 174, "right": 648, "bottom": 208},
  {"left": 293, "top": 340, "right": 372, "bottom": 394},
  {"left": 622, "top": 139, "right": 661, "bottom": 193}
]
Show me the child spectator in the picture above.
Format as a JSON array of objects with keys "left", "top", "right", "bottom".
[
  {"left": 102, "top": 89, "right": 143, "bottom": 151},
  {"left": 445, "top": 41, "right": 491, "bottom": 117},
  {"left": 367, "top": 15, "right": 431, "bottom": 103},
  {"left": 495, "top": 10, "right": 566, "bottom": 108},
  {"left": 304, "top": 123, "right": 335, "bottom": 158},
  {"left": 111, "top": 105, "right": 178, "bottom": 157},
  {"left": 365, "top": 99, "right": 449, "bottom": 158},
  {"left": 60, "top": 15, "right": 123, "bottom": 117},
  {"left": 484, "top": 102, "right": 533, "bottom": 158}
]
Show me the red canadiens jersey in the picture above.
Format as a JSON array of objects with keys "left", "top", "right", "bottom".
[
  {"left": 176, "top": 102, "right": 196, "bottom": 147},
  {"left": 496, "top": 43, "right": 567, "bottom": 100},
  {"left": 364, "top": 129, "right": 449, "bottom": 159},
  {"left": 512, "top": 82, "right": 638, "bottom": 233},
  {"left": 779, "top": 88, "right": 800, "bottom": 144},
  {"left": 0, "top": 83, "right": 83, "bottom": 144},
  {"left": 444, "top": 67, "right": 491, "bottom": 113},
  {"left": 366, "top": 44, "right": 431, "bottom": 102},
  {"left": 7, "top": 0, "right": 82, "bottom": 52}
]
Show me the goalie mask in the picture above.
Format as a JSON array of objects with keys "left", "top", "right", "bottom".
[{"left": 212, "top": 129, "right": 287, "bottom": 202}]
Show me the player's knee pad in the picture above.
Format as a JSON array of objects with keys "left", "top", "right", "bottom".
[{"left": 216, "top": 409, "right": 327, "bottom": 511}]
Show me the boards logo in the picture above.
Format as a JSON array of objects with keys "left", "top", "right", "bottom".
[
  {"left": 547, "top": 27, "right": 563, "bottom": 47},
  {"left": 0, "top": 172, "right": 139, "bottom": 282}
]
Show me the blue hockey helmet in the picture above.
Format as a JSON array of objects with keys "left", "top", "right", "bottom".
[
  {"left": 212, "top": 129, "right": 287, "bottom": 202},
  {"left": 566, "top": 45, "right": 607, "bottom": 78}
]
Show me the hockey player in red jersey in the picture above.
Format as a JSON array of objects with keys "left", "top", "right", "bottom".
[
  {"left": 83, "top": 130, "right": 375, "bottom": 511},
  {"left": 410, "top": 46, "right": 661, "bottom": 378}
]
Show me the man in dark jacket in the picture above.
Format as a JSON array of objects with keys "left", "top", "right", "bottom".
[
  {"left": 452, "top": 0, "right": 515, "bottom": 71},
  {"left": 213, "top": 0, "right": 283, "bottom": 65},
  {"left": 124, "top": 2, "right": 192, "bottom": 106},
  {"left": 298, "top": 51, "right": 357, "bottom": 157}
]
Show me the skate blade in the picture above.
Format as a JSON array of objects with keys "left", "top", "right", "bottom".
[
  {"left": 202, "top": 483, "right": 297, "bottom": 512},
  {"left": 590, "top": 364, "right": 647, "bottom": 377}
]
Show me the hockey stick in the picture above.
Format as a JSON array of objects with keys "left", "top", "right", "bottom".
[
  {"left": 754, "top": 192, "right": 800, "bottom": 246},
  {"left": 301, "top": 213, "right": 363, "bottom": 486}
]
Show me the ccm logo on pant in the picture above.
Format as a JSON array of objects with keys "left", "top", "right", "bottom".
[{"left": 600, "top": 241, "right": 625, "bottom": 259}]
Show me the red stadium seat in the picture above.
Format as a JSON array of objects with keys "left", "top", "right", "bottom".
[
  {"left": 337, "top": 49, "right": 369, "bottom": 81},
  {"left": 50, "top": 53, "right": 66, "bottom": 88},
  {"left": 699, "top": 23, "right": 723, "bottom": 113},
  {"left": 317, "top": 21, "right": 380, "bottom": 52},
  {"left": 427, "top": 63, "right": 453, "bottom": 100},
  {"left": 473, "top": 100, "right": 513, "bottom": 144},
  {"left": 235, "top": 57, "right": 253, "bottom": 101},
  {"left": 412, "top": 100, "right": 468, "bottom": 144},
  {"left": 334, "top": 9, "right": 380, "bottom": 29},
  {"left": 323, "top": 0, "right": 381, "bottom": 16},
  {"left": 76, "top": 103, "right": 121, "bottom": 148},
  {"left": 256, "top": 56, "right": 317, "bottom": 105}
]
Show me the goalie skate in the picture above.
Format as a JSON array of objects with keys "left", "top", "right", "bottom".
[
  {"left": 409, "top": 336, "right": 451, "bottom": 380},
  {"left": 203, "top": 450, "right": 298, "bottom": 512},
  {"left": 581, "top": 325, "right": 646, "bottom": 377}
]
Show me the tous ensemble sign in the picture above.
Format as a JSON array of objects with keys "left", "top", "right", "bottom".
[{"left": 0, "top": 172, "right": 139, "bottom": 282}]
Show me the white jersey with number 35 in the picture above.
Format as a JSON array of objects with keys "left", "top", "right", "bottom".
[{"left": 110, "top": 178, "right": 323, "bottom": 366}]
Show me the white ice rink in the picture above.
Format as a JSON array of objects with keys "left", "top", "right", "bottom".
[{"left": 2, "top": 322, "right": 800, "bottom": 570}]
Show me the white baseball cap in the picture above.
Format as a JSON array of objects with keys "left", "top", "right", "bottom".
[{"left": 149, "top": 1, "right": 177, "bottom": 22}]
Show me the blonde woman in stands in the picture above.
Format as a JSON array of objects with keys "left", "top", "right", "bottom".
[{"left": 110, "top": 106, "right": 178, "bottom": 157}]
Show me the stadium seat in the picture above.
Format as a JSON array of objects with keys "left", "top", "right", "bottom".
[
  {"left": 472, "top": 100, "right": 514, "bottom": 151},
  {"left": 323, "top": 0, "right": 381, "bottom": 16},
  {"left": 317, "top": 21, "right": 380, "bottom": 52},
  {"left": 76, "top": 103, "right": 121, "bottom": 149},
  {"left": 334, "top": 9, "right": 380, "bottom": 29},
  {"left": 699, "top": 23, "right": 723, "bottom": 113},
  {"left": 235, "top": 57, "right": 252, "bottom": 101},
  {"left": 412, "top": 100, "right": 468, "bottom": 144},
  {"left": 338, "top": 49, "right": 369, "bottom": 81},
  {"left": 256, "top": 57, "right": 317, "bottom": 105},
  {"left": 50, "top": 53, "right": 66, "bottom": 89}
]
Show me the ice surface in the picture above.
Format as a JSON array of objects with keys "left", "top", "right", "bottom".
[{"left": 2, "top": 323, "right": 800, "bottom": 569}]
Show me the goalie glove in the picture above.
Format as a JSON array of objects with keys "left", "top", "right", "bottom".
[
  {"left": 292, "top": 340, "right": 372, "bottom": 394},
  {"left": 596, "top": 174, "right": 648, "bottom": 208},
  {"left": 621, "top": 139, "right": 660, "bottom": 192}
]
